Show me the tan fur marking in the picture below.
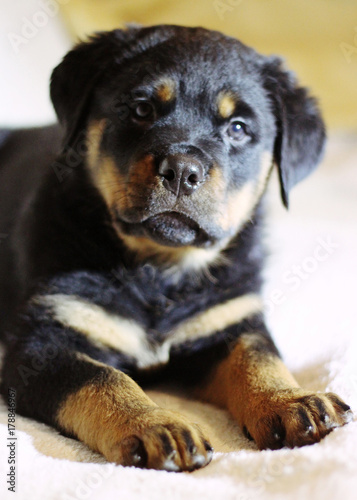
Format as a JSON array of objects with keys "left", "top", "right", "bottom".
[
  {"left": 36, "top": 294, "right": 170, "bottom": 369},
  {"left": 35, "top": 293, "right": 261, "bottom": 369},
  {"left": 56, "top": 357, "right": 158, "bottom": 460},
  {"left": 57, "top": 356, "right": 211, "bottom": 468},
  {"left": 219, "top": 181, "right": 255, "bottom": 232},
  {"left": 86, "top": 121, "right": 127, "bottom": 213},
  {"left": 217, "top": 151, "right": 274, "bottom": 233},
  {"left": 129, "top": 154, "right": 156, "bottom": 186},
  {"left": 197, "top": 332, "right": 299, "bottom": 410},
  {"left": 119, "top": 233, "right": 228, "bottom": 275},
  {"left": 217, "top": 91, "right": 237, "bottom": 119},
  {"left": 86, "top": 119, "right": 106, "bottom": 169},
  {"left": 205, "top": 165, "right": 226, "bottom": 200},
  {"left": 170, "top": 294, "right": 262, "bottom": 345},
  {"left": 156, "top": 78, "right": 176, "bottom": 102},
  {"left": 94, "top": 156, "right": 127, "bottom": 211},
  {"left": 194, "top": 333, "right": 352, "bottom": 449}
]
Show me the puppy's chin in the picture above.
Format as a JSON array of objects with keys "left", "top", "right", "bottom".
[{"left": 116, "top": 212, "right": 214, "bottom": 248}]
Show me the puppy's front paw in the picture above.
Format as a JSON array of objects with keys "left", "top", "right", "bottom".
[
  {"left": 106, "top": 408, "right": 213, "bottom": 471},
  {"left": 244, "top": 390, "right": 353, "bottom": 450}
]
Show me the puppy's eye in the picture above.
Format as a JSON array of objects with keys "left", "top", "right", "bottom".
[
  {"left": 133, "top": 102, "right": 154, "bottom": 120},
  {"left": 226, "top": 120, "right": 248, "bottom": 142}
]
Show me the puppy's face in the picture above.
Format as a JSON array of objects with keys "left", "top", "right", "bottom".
[{"left": 51, "top": 26, "right": 325, "bottom": 258}]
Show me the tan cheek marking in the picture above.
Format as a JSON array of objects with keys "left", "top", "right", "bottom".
[
  {"left": 218, "top": 181, "right": 256, "bottom": 232},
  {"left": 217, "top": 151, "right": 274, "bottom": 233},
  {"left": 217, "top": 92, "right": 236, "bottom": 119},
  {"left": 204, "top": 165, "right": 226, "bottom": 201},
  {"left": 93, "top": 156, "right": 127, "bottom": 212},
  {"left": 89, "top": 151, "right": 158, "bottom": 218},
  {"left": 156, "top": 78, "right": 176, "bottom": 102},
  {"left": 86, "top": 121, "right": 128, "bottom": 214},
  {"left": 170, "top": 293, "right": 262, "bottom": 345},
  {"left": 86, "top": 119, "right": 107, "bottom": 170},
  {"left": 128, "top": 154, "right": 158, "bottom": 195}
]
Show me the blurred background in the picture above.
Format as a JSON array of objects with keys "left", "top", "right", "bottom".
[{"left": 1, "top": 0, "right": 356, "bottom": 130}]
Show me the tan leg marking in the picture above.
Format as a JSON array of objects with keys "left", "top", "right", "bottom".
[
  {"left": 196, "top": 333, "right": 353, "bottom": 449},
  {"left": 57, "top": 356, "right": 213, "bottom": 471}
]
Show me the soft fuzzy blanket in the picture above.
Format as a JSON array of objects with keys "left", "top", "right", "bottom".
[{"left": 1, "top": 133, "right": 356, "bottom": 500}]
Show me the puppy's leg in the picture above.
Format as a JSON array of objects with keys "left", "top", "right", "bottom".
[
  {"left": 196, "top": 329, "right": 353, "bottom": 449},
  {"left": 57, "top": 355, "right": 213, "bottom": 470},
  {"left": 0, "top": 303, "right": 212, "bottom": 471}
]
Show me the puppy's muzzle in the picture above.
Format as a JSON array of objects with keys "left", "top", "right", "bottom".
[{"left": 158, "top": 154, "right": 205, "bottom": 197}]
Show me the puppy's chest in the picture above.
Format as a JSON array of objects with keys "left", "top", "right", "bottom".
[{"left": 42, "top": 268, "right": 261, "bottom": 370}]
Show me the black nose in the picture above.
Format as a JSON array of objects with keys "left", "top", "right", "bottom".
[{"left": 158, "top": 154, "right": 205, "bottom": 196}]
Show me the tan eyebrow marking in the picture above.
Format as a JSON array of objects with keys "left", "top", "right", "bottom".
[
  {"left": 155, "top": 78, "right": 176, "bottom": 102},
  {"left": 217, "top": 91, "right": 237, "bottom": 119},
  {"left": 156, "top": 78, "right": 176, "bottom": 102}
]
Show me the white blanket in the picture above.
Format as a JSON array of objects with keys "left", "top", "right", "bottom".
[{"left": 1, "top": 133, "right": 356, "bottom": 500}]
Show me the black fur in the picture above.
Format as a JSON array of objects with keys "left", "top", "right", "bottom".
[{"left": 0, "top": 25, "right": 325, "bottom": 450}]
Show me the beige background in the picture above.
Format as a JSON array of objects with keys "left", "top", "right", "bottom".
[{"left": 60, "top": 0, "right": 357, "bottom": 130}]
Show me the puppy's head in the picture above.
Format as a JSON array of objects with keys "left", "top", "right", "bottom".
[{"left": 51, "top": 25, "right": 325, "bottom": 264}]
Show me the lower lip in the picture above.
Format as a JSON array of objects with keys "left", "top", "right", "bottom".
[{"left": 143, "top": 212, "right": 199, "bottom": 246}]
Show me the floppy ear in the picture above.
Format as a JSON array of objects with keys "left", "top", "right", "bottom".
[
  {"left": 261, "top": 57, "right": 326, "bottom": 207},
  {"left": 50, "top": 28, "right": 140, "bottom": 149}
]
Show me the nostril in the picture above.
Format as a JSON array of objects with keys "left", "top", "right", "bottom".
[
  {"left": 187, "top": 173, "right": 199, "bottom": 185},
  {"left": 163, "top": 168, "right": 176, "bottom": 182},
  {"left": 158, "top": 158, "right": 176, "bottom": 182}
]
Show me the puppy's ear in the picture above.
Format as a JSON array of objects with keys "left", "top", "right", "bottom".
[
  {"left": 50, "top": 28, "right": 140, "bottom": 148},
  {"left": 261, "top": 57, "right": 326, "bottom": 207}
]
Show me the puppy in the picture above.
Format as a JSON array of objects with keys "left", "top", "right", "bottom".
[{"left": 0, "top": 24, "right": 352, "bottom": 472}]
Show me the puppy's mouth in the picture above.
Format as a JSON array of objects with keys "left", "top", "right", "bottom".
[{"left": 117, "top": 212, "right": 212, "bottom": 247}]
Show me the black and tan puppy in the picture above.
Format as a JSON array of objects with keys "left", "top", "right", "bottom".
[{"left": 0, "top": 25, "right": 353, "bottom": 471}]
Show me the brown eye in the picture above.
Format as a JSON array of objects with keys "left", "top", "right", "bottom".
[
  {"left": 227, "top": 120, "right": 248, "bottom": 141},
  {"left": 133, "top": 102, "right": 154, "bottom": 119}
]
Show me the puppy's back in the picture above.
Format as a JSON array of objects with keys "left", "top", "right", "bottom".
[{"left": 0, "top": 124, "right": 62, "bottom": 332}]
